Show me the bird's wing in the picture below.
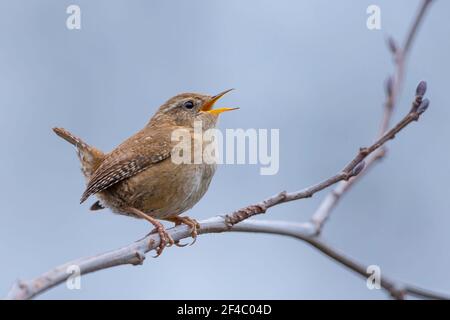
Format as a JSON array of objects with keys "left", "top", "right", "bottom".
[{"left": 80, "top": 131, "right": 172, "bottom": 203}]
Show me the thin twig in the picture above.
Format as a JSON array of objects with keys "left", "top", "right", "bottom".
[
  {"left": 403, "top": 0, "right": 434, "bottom": 57},
  {"left": 228, "top": 83, "right": 430, "bottom": 227},
  {"left": 310, "top": 0, "right": 434, "bottom": 234},
  {"left": 236, "top": 220, "right": 447, "bottom": 300},
  {"left": 298, "top": 235, "right": 446, "bottom": 300}
]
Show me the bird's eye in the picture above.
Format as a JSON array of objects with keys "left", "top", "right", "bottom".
[{"left": 183, "top": 100, "right": 194, "bottom": 110}]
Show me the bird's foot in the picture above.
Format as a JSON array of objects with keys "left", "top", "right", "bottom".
[
  {"left": 167, "top": 216, "right": 200, "bottom": 246},
  {"left": 124, "top": 207, "right": 174, "bottom": 257},
  {"left": 149, "top": 222, "right": 175, "bottom": 257}
]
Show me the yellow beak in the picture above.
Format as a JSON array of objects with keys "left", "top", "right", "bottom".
[{"left": 201, "top": 89, "right": 239, "bottom": 115}]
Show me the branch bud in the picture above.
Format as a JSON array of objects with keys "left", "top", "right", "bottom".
[
  {"left": 387, "top": 37, "right": 398, "bottom": 54},
  {"left": 385, "top": 76, "right": 394, "bottom": 97},
  {"left": 352, "top": 161, "right": 366, "bottom": 177},
  {"left": 416, "top": 81, "right": 427, "bottom": 97},
  {"left": 417, "top": 98, "right": 430, "bottom": 115}
]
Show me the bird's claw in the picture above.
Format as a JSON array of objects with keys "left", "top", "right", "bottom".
[
  {"left": 182, "top": 217, "right": 199, "bottom": 246},
  {"left": 150, "top": 226, "right": 175, "bottom": 258},
  {"left": 124, "top": 207, "right": 176, "bottom": 257},
  {"left": 188, "top": 224, "right": 198, "bottom": 246},
  {"left": 174, "top": 240, "right": 188, "bottom": 247},
  {"left": 167, "top": 216, "right": 199, "bottom": 247}
]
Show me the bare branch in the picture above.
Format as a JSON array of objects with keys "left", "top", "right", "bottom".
[
  {"left": 228, "top": 83, "right": 430, "bottom": 227},
  {"left": 236, "top": 220, "right": 448, "bottom": 300},
  {"left": 4, "top": 0, "right": 440, "bottom": 301},
  {"left": 7, "top": 218, "right": 448, "bottom": 300},
  {"left": 297, "top": 234, "right": 447, "bottom": 300},
  {"left": 403, "top": 0, "right": 434, "bottom": 57},
  {"left": 6, "top": 84, "right": 432, "bottom": 300},
  {"left": 310, "top": 0, "right": 434, "bottom": 234}
]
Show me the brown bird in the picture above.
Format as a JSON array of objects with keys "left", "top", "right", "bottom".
[{"left": 53, "top": 90, "right": 237, "bottom": 256}]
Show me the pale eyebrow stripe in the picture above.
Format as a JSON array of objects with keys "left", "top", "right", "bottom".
[{"left": 163, "top": 98, "right": 200, "bottom": 113}]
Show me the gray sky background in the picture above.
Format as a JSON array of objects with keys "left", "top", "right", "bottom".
[{"left": 1, "top": 0, "right": 450, "bottom": 299}]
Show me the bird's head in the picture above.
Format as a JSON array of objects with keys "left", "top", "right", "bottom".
[{"left": 150, "top": 89, "right": 237, "bottom": 129}]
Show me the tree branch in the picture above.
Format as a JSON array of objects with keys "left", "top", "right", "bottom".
[
  {"left": 7, "top": 217, "right": 448, "bottom": 300},
  {"left": 5, "top": 85, "right": 432, "bottom": 299},
  {"left": 227, "top": 82, "right": 430, "bottom": 228},
  {"left": 5, "top": 0, "right": 442, "bottom": 301},
  {"left": 310, "top": 0, "right": 434, "bottom": 234}
]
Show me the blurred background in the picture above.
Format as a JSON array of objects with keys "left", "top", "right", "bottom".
[{"left": 0, "top": 0, "right": 449, "bottom": 299}]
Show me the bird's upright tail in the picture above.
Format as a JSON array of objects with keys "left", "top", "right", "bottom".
[
  {"left": 53, "top": 127, "right": 105, "bottom": 181},
  {"left": 53, "top": 127, "right": 86, "bottom": 147}
]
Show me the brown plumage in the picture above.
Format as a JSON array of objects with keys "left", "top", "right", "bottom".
[
  {"left": 53, "top": 90, "right": 236, "bottom": 256},
  {"left": 53, "top": 127, "right": 104, "bottom": 180}
]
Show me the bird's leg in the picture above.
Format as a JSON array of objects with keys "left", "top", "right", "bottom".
[
  {"left": 165, "top": 216, "right": 200, "bottom": 246},
  {"left": 125, "top": 207, "right": 174, "bottom": 257}
]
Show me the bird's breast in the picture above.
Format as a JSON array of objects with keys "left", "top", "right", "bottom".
[
  {"left": 99, "top": 128, "right": 219, "bottom": 219},
  {"left": 103, "top": 158, "right": 216, "bottom": 219}
]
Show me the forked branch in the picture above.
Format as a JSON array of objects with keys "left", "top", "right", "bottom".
[
  {"left": 6, "top": 83, "right": 435, "bottom": 300},
  {"left": 5, "top": 0, "right": 444, "bottom": 301}
]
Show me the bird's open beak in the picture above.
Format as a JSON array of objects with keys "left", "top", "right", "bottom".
[{"left": 201, "top": 89, "right": 238, "bottom": 115}]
